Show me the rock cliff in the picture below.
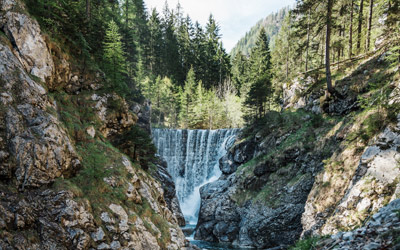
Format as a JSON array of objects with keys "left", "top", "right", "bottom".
[
  {"left": 195, "top": 51, "right": 400, "bottom": 248},
  {"left": 0, "top": 0, "right": 190, "bottom": 249}
]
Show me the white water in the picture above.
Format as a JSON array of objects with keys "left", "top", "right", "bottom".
[{"left": 152, "top": 129, "right": 238, "bottom": 224}]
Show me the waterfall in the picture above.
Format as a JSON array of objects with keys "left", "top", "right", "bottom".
[{"left": 152, "top": 128, "right": 238, "bottom": 224}]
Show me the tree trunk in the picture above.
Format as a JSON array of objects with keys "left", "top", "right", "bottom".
[
  {"left": 366, "top": 0, "right": 374, "bottom": 51},
  {"left": 305, "top": 9, "right": 311, "bottom": 71},
  {"left": 349, "top": 0, "right": 354, "bottom": 58},
  {"left": 326, "top": 0, "right": 334, "bottom": 94},
  {"left": 357, "top": 0, "right": 364, "bottom": 53}
]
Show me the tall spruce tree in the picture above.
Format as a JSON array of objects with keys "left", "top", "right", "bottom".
[
  {"left": 103, "top": 20, "right": 128, "bottom": 95},
  {"left": 245, "top": 28, "right": 273, "bottom": 119}
]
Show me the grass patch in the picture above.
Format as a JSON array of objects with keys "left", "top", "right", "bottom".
[
  {"left": 234, "top": 110, "right": 337, "bottom": 206},
  {"left": 346, "top": 110, "right": 386, "bottom": 144},
  {"left": 289, "top": 237, "right": 321, "bottom": 250}
]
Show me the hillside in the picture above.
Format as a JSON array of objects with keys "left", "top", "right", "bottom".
[{"left": 230, "top": 6, "right": 290, "bottom": 57}]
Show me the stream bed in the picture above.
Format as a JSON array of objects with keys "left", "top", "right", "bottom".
[{"left": 182, "top": 224, "right": 250, "bottom": 250}]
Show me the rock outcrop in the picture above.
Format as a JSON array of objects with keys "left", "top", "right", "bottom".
[
  {"left": 0, "top": 0, "right": 189, "bottom": 249},
  {"left": 316, "top": 199, "right": 400, "bottom": 249},
  {"left": 154, "top": 158, "right": 186, "bottom": 226},
  {"left": 0, "top": 189, "right": 96, "bottom": 249},
  {"left": 302, "top": 114, "right": 400, "bottom": 237},
  {"left": 0, "top": 0, "right": 54, "bottom": 83},
  {"left": 91, "top": 93, "right": 137, "bottom": 138},
  {"left": 0, "top": 31, "right": 80, "bottom": 188}
]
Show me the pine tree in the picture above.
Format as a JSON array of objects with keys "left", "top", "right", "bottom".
[
  {"left": 179, "top": 67, "right": 197, "bottom": 128},
  {"left": 148, "top": 9, "right": 163, "bottom": 76},
  {"left": 103, "top": 20, "right": 128, "bottom": 95},
  {"left": 244, "top": 28, "right": 273, "bottom": 120}
]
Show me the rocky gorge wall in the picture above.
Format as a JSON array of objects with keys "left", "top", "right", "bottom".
[
  {"left": 195, "top": 51, "right": 400, "bottom": 248},
  {"left": 0, "top": 0, "right": 192, "bottom": 249}
]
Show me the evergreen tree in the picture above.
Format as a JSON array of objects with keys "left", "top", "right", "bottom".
[
  {"left": 148, "top": 9, "right": 163, "bottom": 76},
  {"left": 244, "top": 28, "right": 273, "bottom": 120},
  {"left": 103, "top": 20, "right": 129, "bottom": 95},
  {"left": 179, "top": 67, "right": 197, "bottom": 128},
  {"left": 232, "top": 53, "right": 249, "bottom": 95},
  {"left": 161, "top": 3, "right": 182, "bottom": 83}
]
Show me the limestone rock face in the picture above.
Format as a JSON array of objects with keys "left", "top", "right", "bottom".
[
  {"left": 302, "top": 115, "right": 400, "bottom": 236},
  {"left": 0, "top": 42, "right": 80, "bottom": 188},
  {"left": 0, "top": 2, "right": 189, "bottom": 249},
  {"left": 0, "top": 0, "right": 54, "bottom": 83},
  {"left": 91, "top": 93, "right": 137, "bottom": 138},
  {"left": 0, "top": 189, "right": 96, "bottom": 250},
  {"left": 317, "top": 199, "right": 400, "bottom": 249},
  {"left": 131, "top": 100, "right": 151, "bottom": 133}
]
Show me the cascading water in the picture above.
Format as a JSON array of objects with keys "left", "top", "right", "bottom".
[{"left": 152, "top": 129, "right": 238, "bottom": 225}]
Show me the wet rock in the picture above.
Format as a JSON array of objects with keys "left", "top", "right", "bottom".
[{"left": 195, "top": 127, "right": 318, "bottom": 249}]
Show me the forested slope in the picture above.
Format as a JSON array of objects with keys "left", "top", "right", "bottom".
[{"left": 230, "top": 6, "right": 290, "bottom": 57}]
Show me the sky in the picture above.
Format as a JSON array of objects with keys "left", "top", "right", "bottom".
[{"left": 144, "top": 0, "right": 296, "bottom": 52}]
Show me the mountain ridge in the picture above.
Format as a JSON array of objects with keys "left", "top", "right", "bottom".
[{"left": 230, "top": 6, "right": 290, "bottom": 57}]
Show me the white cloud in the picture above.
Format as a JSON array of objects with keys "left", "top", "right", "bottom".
[{"left": 144, "top": 0, "right": 296, "bottom": 52}]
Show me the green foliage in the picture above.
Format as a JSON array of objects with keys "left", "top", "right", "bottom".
[
  {"left": 311, "top": 115, "right": 325, "bottom": 128},
  {"left": 385, "top": 1, "right": 400, "bottom": 67},
  {"left": 289, "top": 237, "right": 321, "bottom": 250},
  {"left": 77, "top": 142, "right": 110, "bottom": 182},
  {"left": 363, "top": 112, "right": 385, "bottom": 139},
  {"left": 139, "top": 67, "right": 243, "bottom": 129},
  {"left": 243, "top": 28, "right": 274, "bottom": 121},
  {"left": 347, "top": 111, "right": 386, "bottom": 144},
  {"left": 51, "top": 91, "right": 99, "bottom": 143},
  {"left": 117, "top": 125, "right": 156, "bottom": 170},
  {"left": 102, "top": 20, "right": 129, "bottom": 96}
]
